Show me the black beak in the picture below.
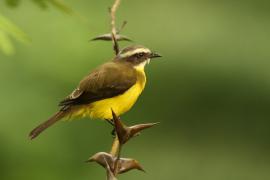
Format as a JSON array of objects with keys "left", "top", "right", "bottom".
[{"left": 150, "top": 52, "right": 162, "bottom": 59}]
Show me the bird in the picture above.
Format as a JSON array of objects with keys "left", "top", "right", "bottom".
[{"left": 29, "top": 45, "right": 161, "bottom": 139}]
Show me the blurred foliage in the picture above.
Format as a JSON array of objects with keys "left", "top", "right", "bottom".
[
  {"left": 5, "top": 0, "right": 20, "bottom": 7},
  {"left": 31, "top": 0, "right": 74, "bottom": 14},
  {"left": 5, "top": 0, "right": 73, "bottom": 12},
  {"left": 0, "top": 0, "right": 73, "bottom": 55},
  {"left": 0, "top": 13, "right": 29, "bottom": 55},
  {"left": 31, "top": 0, "right": 49, "bottom": 9},
  {"left": 1, "top": 0, "right": 270, "bottom": 180}
]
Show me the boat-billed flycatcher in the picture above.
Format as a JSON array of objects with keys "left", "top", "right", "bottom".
[{"left": 29, "top": 45, "right": 161, "bottom": 139}]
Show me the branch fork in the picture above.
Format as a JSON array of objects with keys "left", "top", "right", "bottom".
[{"left": 87, "top": 109, "right": 158, "bottom": 180}]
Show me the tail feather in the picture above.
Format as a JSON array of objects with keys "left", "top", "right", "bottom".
[{"left": 29, "top": 111, "right": 66, "bottom": 140}]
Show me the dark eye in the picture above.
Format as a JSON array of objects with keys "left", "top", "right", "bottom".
[{"left": 136, "top": 53, "right": 144, "bottom": 58}]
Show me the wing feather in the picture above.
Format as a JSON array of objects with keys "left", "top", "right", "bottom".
[{"left": 59, "top": 62, "right": 136, "bottom": 108}]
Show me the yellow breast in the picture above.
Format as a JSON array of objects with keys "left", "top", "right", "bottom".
[{"left": 70, "top": 67, "right": 146, "bottom": 120}]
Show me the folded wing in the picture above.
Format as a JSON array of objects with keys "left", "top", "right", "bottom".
[{"left": 59, "top": 62, "right": 137, "bottom": 110}]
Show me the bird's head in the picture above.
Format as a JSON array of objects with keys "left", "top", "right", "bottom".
[{"left": 115, "top": 45, "right": 161, "bottom": 68}]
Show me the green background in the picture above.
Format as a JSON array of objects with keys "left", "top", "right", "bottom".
[{"left": 1, "top": 0, "right": 270, "bottom": 179}]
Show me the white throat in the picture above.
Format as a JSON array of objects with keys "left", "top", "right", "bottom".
[{"left": 134, "top": 58, "right": 150, "bottom": 70}]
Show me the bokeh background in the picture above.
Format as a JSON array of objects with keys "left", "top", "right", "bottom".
[{"left": 1, "top": 0, "right": 270, "bottom": 179}]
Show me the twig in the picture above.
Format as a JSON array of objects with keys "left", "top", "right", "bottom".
[
  {"left": 104, "top": 156, "right": 117, "bottom": 180},
  {"left": 90, "top": 0, "right": 132, "bottom": 47},
  {"left": 87, "top": 110, "right": 157, "bottom": 179},
  {"left": 87, "top": 1, "right": 159, "bottom": 179},
  {"left": 113, "top": 143, "right": 122, "bottom": 175},
  {"left": 110, "top": 137, "right": 120, "bottom": 156},
  {"left": 110, "top": 0, "right": 121, "bottom": 54},
  {"left": 119, "top": 21, "right": 127, "bottom": 33}
]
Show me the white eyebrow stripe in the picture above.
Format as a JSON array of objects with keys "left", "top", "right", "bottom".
[{"left": 120, "top": 48, "right": 151, "bottom": 58}]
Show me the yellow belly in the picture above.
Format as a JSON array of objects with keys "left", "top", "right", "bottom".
[{"left": 69, "top": 68, "right": 146, "bottom": 120}]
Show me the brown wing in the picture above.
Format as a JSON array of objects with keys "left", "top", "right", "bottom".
[{"left": 59, "top": 62, "right": 136, "bottom": 109}]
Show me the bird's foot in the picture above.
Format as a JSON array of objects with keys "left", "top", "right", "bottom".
[
  {"left": 105, "top": 119, "right": 115, "bottom": 126},
  {"left": 111, "top": 128, "right": 116, "bottom": 137}
]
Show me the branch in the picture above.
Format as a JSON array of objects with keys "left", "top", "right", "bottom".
[
  {"left": 110, "top": 0, "right": 121, "bottom": 55},
  {"left": 110, "top": 137, "right": 120, "bottom": 156},
  {"left": 87, "top": 110, "right": 157, "bottom": 180},
  {"left": 86, "top": 1, "right": 159, "bottom": 180},
  {"left": 90, "top": 0, "right": 132, "bottom": 53}
]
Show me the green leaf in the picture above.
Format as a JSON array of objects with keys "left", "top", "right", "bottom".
[
  {"left": 5, "top": 0, "right": 20, "bottom": 8},
  {"left": 0, "top": 14, "right": 30, "bottom": 44},
  {"left": 6, "top": 0, "right": 75, "bottom": 15},
  {"left": 31, "top": 0, "right": 75, "bottom": 15},
  {"left": 31, "top": 0, "right": 48, "bottom": 9},
  {"left": 0, "top": 14, "right": 30, "bottom": 55},
  {"left": 0, "top": 30, "right": 14, "bottom": 55},
  {"left": 48, "top": 0, "right": 74, "bottom": 15}
]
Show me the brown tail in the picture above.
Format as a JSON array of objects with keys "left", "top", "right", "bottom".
[{"left": 29, "top": 111, "right": 66, "bottom": 140}]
